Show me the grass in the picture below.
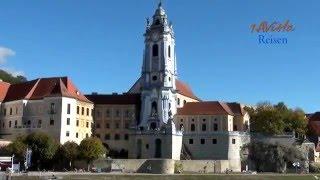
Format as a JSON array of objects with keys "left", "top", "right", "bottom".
[{"left": 8, "top": 173, "right": 320, "bottom": 180}]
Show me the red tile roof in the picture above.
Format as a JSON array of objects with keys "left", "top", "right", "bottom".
[
  {"left": 128, "top": 77, "right": 200, "bottom": 101},
  {"left": 0, "top": 81, "right": 10, "bottom": 102},
  {"left": 85, "top": 93, "right": 141, "bottom": 105},
  {"left": 308, "top": 112, "right": 320, "bottom": 136},
  {"left": 2, "top": 77, "right": 91, "bottom": 103},
  {"left": 176, "top": 79, "right": 200, "bottom": 101},
  {"left": 177, "top": 101, "right": 246, "bottom": 116}
]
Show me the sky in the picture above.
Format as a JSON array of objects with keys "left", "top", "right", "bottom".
[{"left": 0, "top": 0, "right": 319, "bottom": 113}]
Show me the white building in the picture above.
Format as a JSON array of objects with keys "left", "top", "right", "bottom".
[{"left": 0, "top": 77, "right": 93, "bottom": 144}]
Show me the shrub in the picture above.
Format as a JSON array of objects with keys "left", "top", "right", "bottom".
[{"left": 309, "top": 162, "right": 320, "bottom": 173}]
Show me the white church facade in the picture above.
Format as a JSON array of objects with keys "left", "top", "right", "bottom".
[{"left": 86, "top": 2, "right": 251, "bottom": 165}]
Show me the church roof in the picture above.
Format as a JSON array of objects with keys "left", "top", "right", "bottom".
[
  {"left": 127, "top": 77, "right": 200, "bottom": 101},
  {"left": 1, "top": 77, "right": 91, "bottom": 103},
  {"left": 177, "top": 101, "right": 246, "bottom": 116},
  {"left": 176, "top": 79, "right": 200, "bottom": 101}
]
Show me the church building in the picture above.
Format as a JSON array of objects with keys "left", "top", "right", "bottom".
[{"left": 86, "top": 2, "right": 250, "bottom": 167}]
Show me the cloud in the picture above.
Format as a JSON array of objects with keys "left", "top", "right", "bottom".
[
  {"left": 0, "top": 46, "right": 24, "bottom": 77},
  {"left": 0, "top": 47, "right": 15, "bottom": 64}
]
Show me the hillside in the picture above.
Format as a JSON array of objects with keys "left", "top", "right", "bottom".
[{"left": 0, "top": 69, "right": 27, "bottom": 84}]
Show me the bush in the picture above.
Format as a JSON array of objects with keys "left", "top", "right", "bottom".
[{"left": 309, "top": 162, "right": 320, "bottom": 173}]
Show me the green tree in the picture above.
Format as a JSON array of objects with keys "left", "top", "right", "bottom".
[
  {"left": 0, "top": 69, "right": 27, "bottom": 84},
  {"left": 61, "top": 141, "right": 79, "bottom": 169},
  {"left": 248, "top": 102, "right": 307, "bottom": 136},
  {"left": 244, "top": 142, "right": 306, "bottom": 172},
  {"left": 25, "top": 132, "right": 59, "bottom": 170},
  {"left": 6, "top": 136, "right": 27, "bottom": 163},
  {"left": 79, "top": 137, "right": 107, "bottom": 170}
]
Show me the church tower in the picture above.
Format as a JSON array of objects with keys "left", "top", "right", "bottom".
[
  {"left": 139, "top": 2, "right": 177, "bottom": 130},
  {"left": 129, "top": 2, "right": 182, "bottom": 160}
]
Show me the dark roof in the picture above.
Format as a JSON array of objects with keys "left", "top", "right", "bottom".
[
  {"left": 177, "top": 101, "right": 246, "bottom": 116},
  {"left": 85, "top": 93, "right": 141, "bottom": 105},
  {"left": 2, "top": 77, "right": 91, "bottom": 103}
]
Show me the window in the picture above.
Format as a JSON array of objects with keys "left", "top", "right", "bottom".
[
  {"left": 125, "top": 110, "right": 129, "bottom": 118},
  {"left": 38, "top": 120, "right": 42, "bottom": 127},
  {"left": 232, "top": 139, "right": 236, "bottom": 144},
  {"left": 179, "top": 124, "right": 183, "bottom": 130},
  {"left": 9, "top": 108, "right": 12, "bottom": 115},
  {"left": 146, "top": 144, "right": 149, "bottom": 149},
  {"left": 16, "top": 107, "right": 18, "bottom": 114},
  {"left": 183, "top": 100, "right": 187, "bottom": 105},
  {"left": 76, "top": 133, "right": 78, "bottom": 138},
  {"left": 189, "top": 139, "right": 193, "bottom": 144},
  {"left": 124, "top": 134, "right": 129, "bottom": 140},
  {"left": 152, "top": 44, "right": 159, "bottom": 57},
  {"left": 76, "top": 120, "right": 79, "bottom": 126},
  {"left": 180, "top": 119, "right": 183, "bottom": 122},
  {"left": 86, "top": 133, "right": 89, "bottom": 138},
  {"left": 115, "top": 134, "right": 120, "bottom": 140},
  {"left": 105, "top": 134, "right": 110, "bottom": 140},
  {"left": 96, "top": 110, "right": 101, "bottom": 117},
  {"left": 214, "top": 123, "right": 218, "bottom": 131},
  {"left": 202, "top": 124, "right": 206, "bottom": 131},
  {"left": 233, "top": 125, "right": 238, "bottom": 131},
  {"left": 106, "top": 110, "right": 110, "bottom": 117},
  {"left": 125, "top": 123, "right": 129, "bottom": 129},
  {"left": 96, "top": 123, "right": 100, "bottom": 128},
  {"left": 50, "top": 103, "right": 55, "bottom": 114},
  {"left": 191, "top": 124, "right": 195, "bottom": 131},
  {"left": 77, "top": 106, "right": 80, "bottom": 114},
  {"left": 177, "top": 98, "right": 180, "bottom": 105},
  {"left": 86, "top": 122, "right": 89, "bottom": 128},
  {"left": 14, "top": 120, "right": 17, "bottom": 128},
  {"left": 50, "top": 118, "right": 54, "bottom": 125},
  {"left": 212, "top": 139, "right": 217, "bottom": 144},
  {"left": 106, "top": 123, "right": 110, "bottom": 129},
  {"left": 115, "top": 123, "right": 120, "bottom": 129},
  {"left": 168, "top": 45, "right": 171, "bottom": 58},
  {"left": 86, "top": 108, "right": 89, "bottom": 116},
  {"left": 203, "top": 119, "right": 206, "bottom": 122},
  {"left": 201, "top": 139, "right": 205, "bottom": 145},
  {"left": 152, "top": 76, "right": 157, "bottom": 81},
  {"left": 67, "top": 104, "right": 71, "bottom": 114},
  {"left": 66, "top": 131, "right": 70, "bottom": 137},
  {"left": 115, "top": 110, "right": 120, "bottom": 117},
  {"left": 9, "top": 121, "right": 11, "bottom": 128},
  {"left": 67, "top": 118, "right": 70, "bottom": 125},
  {"left": 81, "top": 107, "right": 84, "bottom": 115}
]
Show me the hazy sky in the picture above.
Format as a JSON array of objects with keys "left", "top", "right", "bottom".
[{"left": 0, "top": 0, "right": 319, "bottom": 113}]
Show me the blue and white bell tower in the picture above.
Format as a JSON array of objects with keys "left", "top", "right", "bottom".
[
  {"left": 129, "top": 2, "right": 182, "bottom": 160},
  {"left": 139, "top": 2, "right": 178, "bottom": 130}
]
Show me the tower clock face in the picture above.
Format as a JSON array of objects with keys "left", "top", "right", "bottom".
[{"left": 152, "top": 33, "right": 159, "bottom": 41}]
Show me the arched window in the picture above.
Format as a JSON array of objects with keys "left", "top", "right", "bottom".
[
  {"left": 150, "top": 122, "right": 157, "bottom": 130},
  {"left": 168, "top": 45, "right": 171, "bottom": 58},
  {"left": 151, "top": 101, "right": 158, "bottom": 116},
  {"left": 152, "top": 44, "right": 158, "bottom": 57}
]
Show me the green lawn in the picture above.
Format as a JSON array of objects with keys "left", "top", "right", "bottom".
[{"left": 9, "top": 174, "right": 320, "bottom": 180}]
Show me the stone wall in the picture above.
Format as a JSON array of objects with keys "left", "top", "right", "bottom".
[{"left": 88, "top": 159, "right": 241, "bottom": 174}]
